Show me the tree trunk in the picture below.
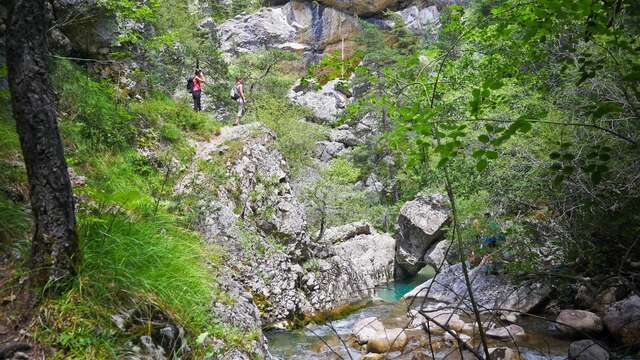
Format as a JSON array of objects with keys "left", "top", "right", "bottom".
[{"left": 6, "top": 0, "right": 79, "bottom": 294}]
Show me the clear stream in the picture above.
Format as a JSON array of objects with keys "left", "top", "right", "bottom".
[{"left": 266, "top": 274, "right": 572, "bottom": 360}]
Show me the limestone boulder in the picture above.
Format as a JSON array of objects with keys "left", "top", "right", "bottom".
[
  {"left": 407, "top": 308, "right": 465, "bottom": 333},
  {"left": 568, "top": 340, "right": 609, "bottom": 360},
  {"left": 395, "top": 5, "right": 440, "bottom": 35},
  {"left": 486, "top": 324, "right": 526, "bottom": 340},
  {"left": 366, "top": 328, "right": 408, "bottom": 353},
  {"left": 403, "top": 263, "right": 550, "bottom": 319},
  {"left": 556, "top": 310, "right": 603, "bottom": 336},
  {"left": 396, "top": 193, "right": 450, "bottom": 277},
  {"left": 289, "top": 79, "right": 350, "bottom": 124},
  {"left": 331, "top": 231, "right": 396, "bottom": 287},
  {"left": 329, "top": 125, "right": 363, "bottom": 147},
  {"left": 423, "top": 239, "right": 451, "bottom": 269},
  {"left": 315, "top": 140, "right": 345, "bottom": 161},
  {"left": 321, "top": 221, "right": 372, "bottom": 244},
  {"left": 602, "top": 295, "right": 640, "bottom": 347},
  {"left": 352, "top": 317, "right": 385, "bottom": 344}
]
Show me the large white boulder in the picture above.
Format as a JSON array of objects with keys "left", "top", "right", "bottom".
[
  {"left": 396, "top": 193, "right": 450, "bottom": 277},
  {"left": 486, "top": 324, "right": 526, "bottom": 340},
  {"left": 352, "top": 317, "right": 385, "bottom": 344},
  {"left": 403, "top": 263, "right": 550, "bottom": 319},
  {"left": 556, "top": 309, "right": 603, "bottom": 336},
  {"left": 289, "top": 79, "right": 350, "bottom": 124},
  {"left": 395, "top": 5, "right": 440, "bottom": 35}
]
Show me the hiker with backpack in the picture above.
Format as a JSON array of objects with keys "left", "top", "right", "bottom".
[
  {"left": 231, "top": 76, "right": 246, "bottom": 126},
  {"left": 188, "top": 69, "right": 206, "bottom": 111}
]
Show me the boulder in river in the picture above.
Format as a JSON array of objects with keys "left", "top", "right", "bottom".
[
  {"left": 556, "top": 309, "right": 603, "bottom": 336},
  {"left": 403, "top": 263, "right": 550, "bottom": 319},
  {"left": 352, "top": 316, "right": 385, "bottom": 344},
  {"left": 423, "top": 239, "right": 451, "bottom": 269},
  {"left": 568, "top": 340, "right": 609, "bottom": 360},
  {"left": 407, "top": 308, "right": 465, "bottom": 333},
  {"left": 366, "top": 328, "right": 408, "bottom": 353},
  {"left": 602, "top": 294, "right": 640, "bottom": 347},
  {"left": 486, "top": 324, "right": 526, "bottom": 340},
  {"left": 396, "top": 193, "right": 450, "bottom": 278}
]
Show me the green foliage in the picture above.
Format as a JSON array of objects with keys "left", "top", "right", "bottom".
[
  {"left": 232, "top": 52, "right": 323, "bottom": 175},
  {"left": 130, "top": 95, "right": 220, "bottom": 136},
  {"left": 53, "top": 60, "right": 137, "bottom": 149},
  {"left": 100, "top": 0, "right": 160, "bottom": 46},
  {"left": 348, "top": 0, "right": 640, "bottom": 283},
  {"left": 231, "top": 0, "right": 264, "bottom": 16},
  {"left": 0, "top": 196, "right": 30, "bottom": 248},
  {"left": 302, "top": 49, "right": 364, "bottom": 88}
]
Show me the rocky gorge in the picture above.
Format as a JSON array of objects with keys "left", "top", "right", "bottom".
[{"left": 0, "top": 0, "right": 638, "bottom": 359}]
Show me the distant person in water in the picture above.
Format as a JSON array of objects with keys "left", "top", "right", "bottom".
[
  {"left": 192, "top": 69, "right": 206, "bottom": 112},
  {"left": 233, "top": 76, "right": 246, "bottom": 126}
]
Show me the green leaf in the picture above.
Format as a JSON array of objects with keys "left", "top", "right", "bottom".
[
  {"left": 485, "top": 150, "right": 498, "bottom": 159},
  {"left": 591, "top": 170, "right": 603, "bottom": 184},
  {"left": 592, "top": 102, "right": 623, "bottom": 120},
  {"left": 478, "top": 134, "right": 490, "bottom": 143},
  {"left": 476, "top": 159, "right": 488, "bottom": 172},
  {"left": 472, "top": 149, "right": 485, "bottom": 159}
]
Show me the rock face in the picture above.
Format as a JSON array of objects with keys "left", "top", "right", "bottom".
[
  {"left": 314, "top": 112, "right": 382, "bottom": 161},
  {"left": 396, "top": 193, "right": 450, "bottom": 278},
  {"left": 556, "top": 310, "right": 603, "bottom": 336},
  {"left": 423, "top": 239, "right": 451, "bottom": 269},
  {"left": 602, "top": 295, "right": 640, "bottom": 347},
  {"left": 305, "top": 222, "right": 396, "bottom": 315},
  {"left": 568, "top": 340, "right": 609, "bottom": 360},
  {"left": 317, "top": 0, "right": 400, "bottom": 15},
  {"left": 218, "top": 1, "right": 359, "bottom": 58},
  {"left": 395, "top": 5, "right": 440, "bottom": 35},
  {"left": 315, "top": 140, "right": 345, "bottom": 161},
  {"left": 289, "top": 79, "right": 350, "bottom": 124},
  {"left": 51, "top": 0, "right": 116, "bottom": 53},
  {"left": 180, "top": 125, "right": 397, "bottom": 328},
  {"left": 403, "top": 263, "right": 550, "bottom": 319}
]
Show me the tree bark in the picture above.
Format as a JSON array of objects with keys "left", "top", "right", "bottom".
[{"left": 6, "top": 0, "right": 79, "bottom": 294}]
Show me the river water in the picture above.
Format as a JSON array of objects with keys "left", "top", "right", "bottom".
[{"left": 266, "top": 277, "right": 573, "bottom": 360}]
